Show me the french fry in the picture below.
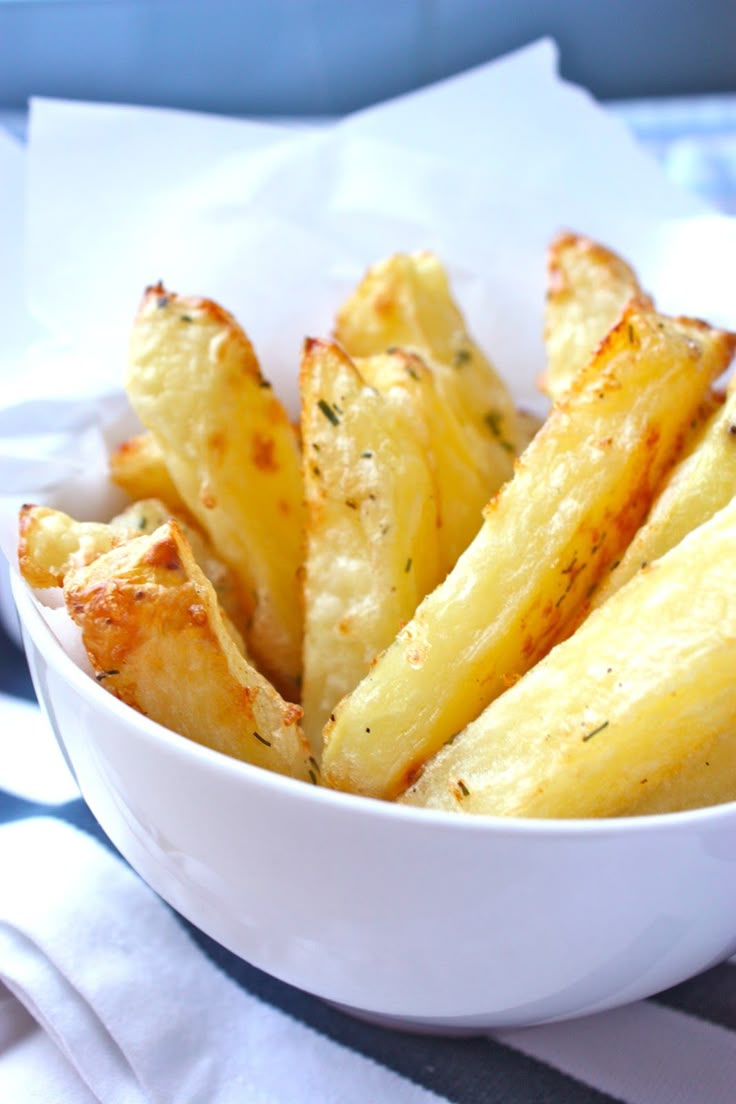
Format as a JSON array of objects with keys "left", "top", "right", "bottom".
[
  {"left": 335, "top": 251, "right": 521, "bottom": 489},
  {"left": 401, "top": 499, "right": 736, "bottom": 818},
  {"left": 126, "top": 284, "right": 304, "bottom": 700},
  {"left": 18, "top": 504, "right": 127, "bottom": 588},
  {"left": 300, "top": 339, "right": 441, "bottom": 755},
  {"left": 593, "top": 376, "right": 736, "bottom": 604},
  {"left": 540, "top": 231, "right": 652, "bottom": 401},
  {"left": 322, "top": 304, "right": 736, "bottom": 800},
  {"left": 112, "top": 499, "right": 249, "bottom": 637},
  {"left": 64, "top": 520, "right": 312, "bottom": 780},
  {"left": 109, "top": 431, "right": 189, "bottom": 517},
  {"left": 19, "top": 497, "right": 243, "bottom": 622}
]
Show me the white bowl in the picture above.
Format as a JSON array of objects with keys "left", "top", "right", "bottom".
[{"left": 11, "top": 569, "right": 736, "bottom": 1032}]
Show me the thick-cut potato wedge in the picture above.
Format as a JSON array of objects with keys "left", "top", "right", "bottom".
[
  {"left": 593, "top": 377, "right": 736, "bottom": 604},
  {"left": 357, "top": 348, "right": 497, "bottom": 574},
  {"left": 64, "top": 520, "right": 311, "bottom": 780},
  {"left": 20, "top": 499, "right": 249, "bottom": 654},
  {"left": 322, "top": 304, "right": 736, "bottom": 800},
  {"left": 18, "top": 504, "right": 127, "bottom": 588},
  {"left": 335, "top": 251, "right": 521, "bottom": 486},
  {"left": 18, "top": 500, "right": 246, "bottom": 635},
  {"left": 300, "top": 339, "right": 441, "bottom": 755},
  {"left": 109, "top": 431, "right": 189, "bottom": 517},
  {"left": 401, "top": 499, "right": 736, "bottom": 818},
  {"left": 112, "top": 499, "right": 248, "bottom": 637},
  {"left": 126, "top": 284, "right": 304, "bottom": 700},
  {"left": 540, "top": 231, "right": 652, "bottom": 401}
]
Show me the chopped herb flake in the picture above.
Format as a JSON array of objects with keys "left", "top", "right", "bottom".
[
  {"left": 404, "top": 557, "right": 412, "bottom": 573},
  {"left": 180, "top": 313, "right": 193, "bottom": 323},
  {"left": 582, "top": 720, "right": 609, "bottom": 742},
  {"left": 253, "top": 730, "right": 272, "bottom": 747},
  {"left": 317, "top": 399, "right": 340, "bottom": 426},
  {"left": 454, "top": 348, "right": 472, "bottom": 367},
  {"left": 95, "top": 669, "right": 119, "bottom": 681},
  {"left": 457, "top": 779, "right": 470, "bottom": 797},
  {"left": 484, "top": 410, "right": 514, "bottom": 452}
]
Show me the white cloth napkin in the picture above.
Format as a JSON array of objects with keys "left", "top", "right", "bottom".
[
  {"left": 1, "top": 809, "right": 736, "bottom": 1104},
  {"left": 0, "top": 815, "right": 445, "bottom": 1104}
]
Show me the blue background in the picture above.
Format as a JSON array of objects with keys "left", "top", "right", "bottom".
[{"left": 1, "top": 0, "right": 735, "bottom": 116}]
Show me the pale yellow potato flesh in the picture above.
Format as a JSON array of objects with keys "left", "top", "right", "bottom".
[
  {"left": 540, "top": 231, "right": 652, "bottom": 401},
  {"left": 64, "top": 520, "right": 311, "bottom": 780},
  {"left": 18, "top": 504, "right": 128, "bottom": 588},
  {"left": 321, "top": 304, "right": 736, "bottom": 800},
  {"left": 334, "top": 251, "right": 521, "bottom": 488},
  {"left": 109, "top": 430, "right": 189, "bottom": 518},
  {"left": 401, "top": 499, "right": 736, "bottom": 818},
  {"left": 593, "top": 376, "right": 736, "bottom": 604},
  {"left": 357, "top": 348, "right": 495, "bottom": 575},
  {"left": 17, "top": 499, "right": 248, "bottom": 643},
  {"left": 300, "top": 340, "right": 441, "bottom": 756},
  {"left": 126, "top": 285, "right": 304, "bottom": 700},
  {"left": 621, "top": 725, "right": 736, "bottom": 815}
]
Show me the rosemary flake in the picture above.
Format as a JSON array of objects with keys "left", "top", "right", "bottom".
[
  {"left": 582, "top": 720, "right": 609, "bottom": 742},
  {"left": 317, "top": 398, "right": 340, "bottom": 426}
]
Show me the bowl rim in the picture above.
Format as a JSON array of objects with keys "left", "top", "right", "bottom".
[{"left": 11, "top": 566, "right": 736, "bottom": 839}]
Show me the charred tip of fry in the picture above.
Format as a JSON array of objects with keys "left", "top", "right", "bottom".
[
  {"left": 141, "top": 531, "right": 184, "bottom": 574},
  {"left": 283, "top": 702, "right": 304, "bottom": 727},
  {"left": 139, "top": 285, "right": 246, "bottom": 335},
  {"left": 141, "top": 281, "right": 170, "bottom": 311},
  {"left": 303, "top": 336, "right": 328, "bottom": 357}
]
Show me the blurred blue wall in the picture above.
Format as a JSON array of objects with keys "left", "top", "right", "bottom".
[{"left": 1, "top": 0, "right": 735, "bottom": 114}]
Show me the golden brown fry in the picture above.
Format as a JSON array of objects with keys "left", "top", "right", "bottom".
[
  {"left": 126, "top": 284, "right": 304, "bottom": 700},
  {"left": 593, "top": 377, "right": 736, "bottom": 604},
  {"left": 300, "top": 339, "right": 441, "bottom": 755},
  {"left": 18, "top": 504, "right": 126, "bottom": 588},
  {"left": 111, "top": 499, "right": 249, "bottom": 636},
  {"left": 540, "top": 231, "right": 652, "bottom": 401},
  {"left": 109, "top": 431, "right": 188, "bottom": 517},
  {"left": 401, "top": 499, "right": 736, "bottom": 818},
  {"left": 18, "top": 500, "right": 251, "bottom": 658},
  {"left": 322, "top": 304, "right": 736, "bottom": 800},
  {"left": 64, "top": 520, "right": 311, "bottom": 780},
  {"left": 335, "top": 251, "right": 521, "bottom": 487}
]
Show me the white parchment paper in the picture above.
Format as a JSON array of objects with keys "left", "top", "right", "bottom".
[{"left": 2, "top": 38, "right": 736, "bottom": 559}]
